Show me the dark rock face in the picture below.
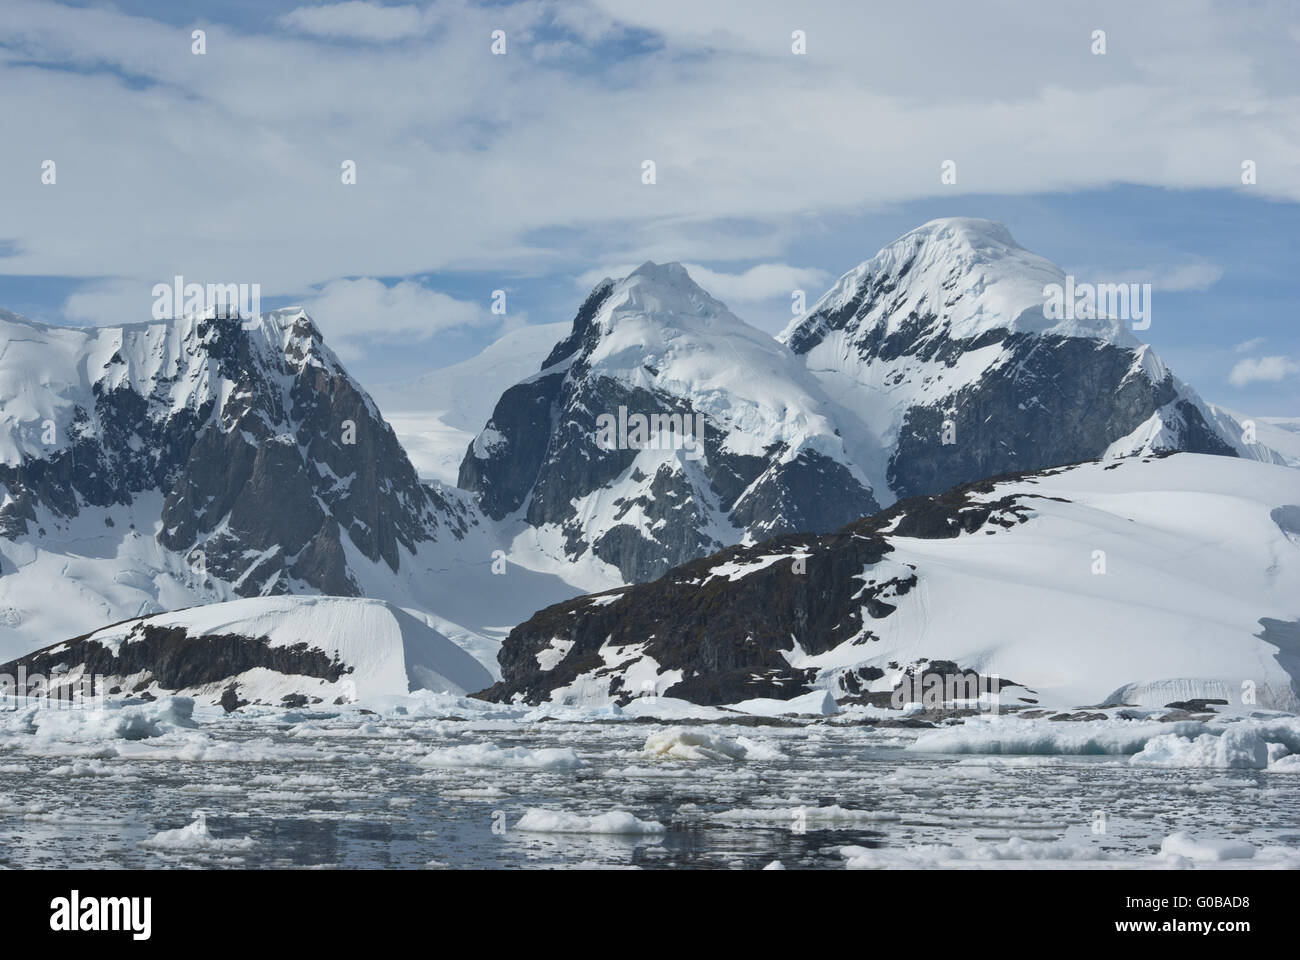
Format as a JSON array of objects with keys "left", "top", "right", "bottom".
[
  {"left": 0, "top": 311, "right": 469, "bottom": 596},
  {"left": 1163, "top": 698, "right": 1227, "bottom": 713},
  {"left": 1, "top": 620, "right": 351, "bottom": 691},
  {"left": 476, "top": 471, "right": 1059, "bottom": 706},
  {"left": 457, "top": 372, "right": 567, "bottom": 520},
  {"left": 462, "top": 373, "right": 730, "bottom": 583},
  {"left": 219, "top": 684, "right": 248, "bottom": 713},
  {"left": 882, "top": 333, "right": 1235, "bottom": 498}
]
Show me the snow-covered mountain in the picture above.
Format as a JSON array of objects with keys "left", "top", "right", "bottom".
[
  {"left": 0, "top": 307, "right": 580, "bottom": 662},
  {"left": 458, "top": 263, "right": 881, "bottom": 583},
  {"left": 3, "top": 219, "right": 1292, "bottom": 697},
  {"left": 779, "top": 218, "right": 1286, "bottom": 498},
  {"left": 478, "top": 453, "right": 1300, "bottom": 711},
  {"left": 1216, "top": 411, "right": 1300, "bottom": 467},
  {"left": 456, "top": 220, "right": 1288, "bottom": 590},
  {"left": 2, "top": 595, "right": 493, "bottom": 707},
  {"left": 0, "top": 306, "right": 468, "bottom": 590}
]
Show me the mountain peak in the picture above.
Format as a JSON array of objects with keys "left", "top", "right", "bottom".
[
  {"left": 780, "top": 216, "right": 1134, "bottom": 349},
  {"left": 603, "top": 260, "right": 729, "bottom": 327},
  {"left": 545, "top": 263, "right": 725, "bottom": 371},
  {"left": 462, "top": 258, "right": 882, "bottom": 581},
  {"left": 626, "top": 260, "right": 693, "bottom": 284},
  {"left": 903, "top": 217, "right": 1022, "bottom": 251}
]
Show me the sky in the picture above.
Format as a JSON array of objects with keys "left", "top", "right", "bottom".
[{"left": 1, "top": 0, "right": 1298, "bottom": 416}]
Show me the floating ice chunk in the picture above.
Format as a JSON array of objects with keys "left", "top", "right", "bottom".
[
  {"left": 418, "top": 742, "right": 585, "bottom": 771},
  {"left": 46, "top": 759, "right": 122, "bottom": 777},
  {"left": 617, "top": 698, "right": 728, "bottom": 721},
  {"left": 141, "top": 811, "right": 256, "bottom": 852},
  {"left": 1252, "top": 716, "right": 1300, "bottom": 754},
  {"left": 514, "top": 809, "right": 666, "bottom": 835},
  {"left": 841, "top": 836, "right": 1116, "bottom": 869},
  {"left": 1159, "top": 831, "right": 1255, "bottom": 861},
  {"left": 1268, "top": 754, "right": 1300, "bottom": 772},
  {"left": 21, "top": 697, "right": 197, "bottom": 743},
  {"left": 908, "top": 716, "right": 1208, "bottom": 756},
  {"left": 728, "top": 690, "right": 839, "bottom": 717},
  {"left": 522, "top": 702, "right": 627, "bottom": 722},
  {"left": 641, "top": 727, "right": 786, "bottom": 762},
  {"left": 732, "top": 736, "right": 787, "bottom": 761},
  {"left": 762, "top": 860, "right": 786, "bottom": 870},
  {"left": 1131, "top": 725, "right": 1268, "bottom": 769},
  {"left": 157, "top": 734, "right": 331, "bottom": 763}
]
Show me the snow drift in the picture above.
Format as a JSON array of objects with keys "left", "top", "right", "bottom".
[{"left": 4, "top": 595, "right": 494, "bottom": 706}]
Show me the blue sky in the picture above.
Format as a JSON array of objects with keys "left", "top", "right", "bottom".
[{"left": 1, "top": 0, "right": 1297, "bottom": 416}]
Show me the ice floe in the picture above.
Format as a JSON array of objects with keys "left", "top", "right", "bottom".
[
  {"left": 641, "top": 727, "right": 786, "bottom": 762},
  {"left": 1158, "top": 831, "right": 1255, "bottom": 862},
  {"left": 141, "top": 812, "right": 256, "bottom": 852},
  {"left": 418, "top": 743, "right": 585, "bottom": 771},
  {"left": 514, "top": 809, "right": 666, "bottom": 835}
]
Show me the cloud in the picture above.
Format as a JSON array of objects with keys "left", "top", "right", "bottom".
[
  {"left": 1147, "top": 263, "right": 1224, "bottom": 292},
  {"left": 681, "top": 263, "right": 829, "bottom": 303},
  {"left": 63, "top": 278, "right": 155, "bottom": 326},
  {"left": 1235, "top": 336, "right": 1266, "bottom": 353},
  {"left": 574, "top": 261, "right": 827, "bottom": 304},
  {"left": 301, "top": 278, "right": 494, "bottom": 353},
  {"left": 1081, "top": 262, "right": 1223, "bottom": 293},
  {"left": 1228, "top": 355, "right": 1299, "bottom": 387},
  {"left": 279, "top": 3, "right": 428, "bottom": 42},
  {"left": 0, "top": 0, "right": 1298, "bottom": 298},
  {"left": 573, "top": 264, "right": 638, "bottom": 290}
]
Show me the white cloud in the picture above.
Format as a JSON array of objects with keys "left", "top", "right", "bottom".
[
  {"left": 1079, "top": 262, "right": 1224, "bottom": 293},
  {"left": 1147, "top": 263, "right": 1224, "bottom": 292},
  {"left": 573, "top": 264, "right": 638, "bottom": 290},
  {"left": 62, "top": 278, "right": 156, "bottom": 326},
  {"left": 572, "top": 261, "right": 827, "bottom": 305},
  {"left": 681, "top": 263, "right": 829, "bottom": 303},
  {"left": 1228, "top": 355, "right": 1299, "bottom": 387},
  {"left": 1235, "top": 336, "right": 1266, "bottom": 353},
  {"left": 279, "top": 3, "right": 428, "bottom": 42},
  {"left": 302, "top": 278, "right": 494, "bottom": 352},
  {"left": 0, "top": 0, "right": 1297, "bottom": 297}
]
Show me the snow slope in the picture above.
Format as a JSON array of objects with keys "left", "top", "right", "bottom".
[
  {"left": 373, "top": 320, "right": 571, "bottom": 483},
  {"left": 570, "top": 262, "right": 869, "bottom": 465},
  {"left": 18, "top": 595, "right": 494, "bottom": 704},
  {"left": 847, "top": 453, "right": 1300, "bottom": 710},
  {"left": 1212, "top": 409, "right": 1300, "bottom": 467},
  {"left": 484, "top": 453, "right": 1300, "bottom": 711}
]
